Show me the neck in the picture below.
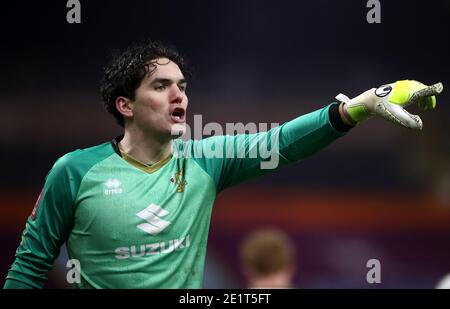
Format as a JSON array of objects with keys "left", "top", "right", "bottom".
[
  {"left": 248, "top": 271, "right": 293, "bottom": 289},
  {"left": 120, "top": 127, "right": 173, "bottom": 165}
]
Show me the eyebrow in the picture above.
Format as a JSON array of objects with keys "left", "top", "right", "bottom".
[{"left": 151, "top": 78, "right": 187, "bottom": 85}]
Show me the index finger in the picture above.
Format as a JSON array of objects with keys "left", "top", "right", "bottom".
[{"left": 409, "top": 82, "right": 444, "bottom": 105}]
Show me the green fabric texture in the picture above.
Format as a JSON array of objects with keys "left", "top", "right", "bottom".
[{"left": 4, "top": 104, "right": 347, "bottom": 289}]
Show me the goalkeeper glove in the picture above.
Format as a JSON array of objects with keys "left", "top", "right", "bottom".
[{"left": 336, "top": 80, "right": 443, "bottom": 130}]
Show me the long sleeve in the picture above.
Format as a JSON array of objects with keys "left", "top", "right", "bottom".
[
  {"left": 187, "top": 103, "right": 352, "bottom": 192},
  {"left": 3, "top": 156, "right": 77, "bottom": 289}
]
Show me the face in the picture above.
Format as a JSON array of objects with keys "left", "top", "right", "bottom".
[{"left": 126, "top": 57, "right": 188, "bottom": 140}]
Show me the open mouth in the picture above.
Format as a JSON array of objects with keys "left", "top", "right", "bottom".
[{"left": 170, "top": 107, "right": 186, "bottom": 123}]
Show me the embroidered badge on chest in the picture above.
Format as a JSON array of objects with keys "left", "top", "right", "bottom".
[{"left": 170, "top": 169, "right": 187, "bottom": 193}]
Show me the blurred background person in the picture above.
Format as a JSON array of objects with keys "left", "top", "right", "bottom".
[{"left": 240, "top": 228, "right": 297, "bottom": 289}]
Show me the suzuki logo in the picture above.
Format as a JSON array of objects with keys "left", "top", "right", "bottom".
[{"left": 136, "top": 204, "right": 171, "bottom": 236}]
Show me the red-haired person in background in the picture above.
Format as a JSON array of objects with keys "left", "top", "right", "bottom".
[{"left": 240, "top": 228, "right": 296, "bottom": 289}]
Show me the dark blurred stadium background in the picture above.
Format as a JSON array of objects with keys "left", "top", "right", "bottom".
[{"left": 1, "top": 0, "right": 449, "bottom": 288}]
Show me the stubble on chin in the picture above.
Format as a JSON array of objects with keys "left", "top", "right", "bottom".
[{"left": 170, "top": 123, "right": 186, "bottom": 138}]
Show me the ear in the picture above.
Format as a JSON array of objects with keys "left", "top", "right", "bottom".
[{"left": 115, "top": 96, "right": 133, "bottom": 119}]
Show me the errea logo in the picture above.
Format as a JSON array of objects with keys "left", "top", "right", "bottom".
[{"left": 104, "top": 179, "right": 122, "bottom": 196}]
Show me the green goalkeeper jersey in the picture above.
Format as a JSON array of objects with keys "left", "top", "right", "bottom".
[{"left": 4, "top": 104, "right": 349, "bottom": 288}]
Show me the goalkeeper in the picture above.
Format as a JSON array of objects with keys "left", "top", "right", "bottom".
[{"left": 3, "top": 41, "right": 443, "bottom": 288}]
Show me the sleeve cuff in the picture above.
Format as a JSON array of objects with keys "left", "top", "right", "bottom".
[{"left": 328, "top": 103, "right": 355, "bottom": 132}]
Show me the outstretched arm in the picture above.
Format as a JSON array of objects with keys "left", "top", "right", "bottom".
[
  {"left": 188, "top": 80, "right": 443, "bottom": 192},
  {"left": 188, "top": 102, "right": 353, "bottom": 192}
]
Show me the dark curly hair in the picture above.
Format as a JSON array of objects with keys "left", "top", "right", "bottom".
[{"left": 100, "top": 41, "right": 190, "bottom": 127}]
